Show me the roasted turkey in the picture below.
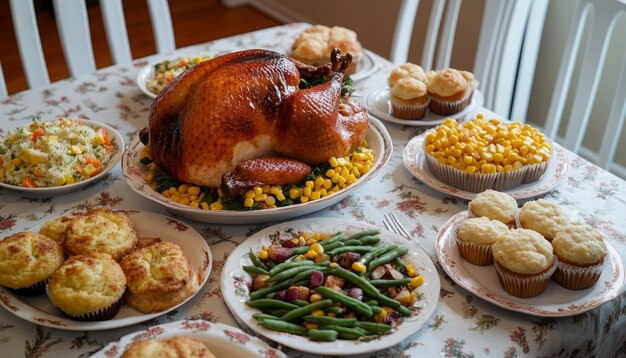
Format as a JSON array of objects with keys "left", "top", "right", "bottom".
[{"left": 141, "top": 48, "right": 368, "bottom": 190}]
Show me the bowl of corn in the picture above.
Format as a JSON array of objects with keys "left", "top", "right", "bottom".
[
  {"left": 421, "top": 115, "right": 552, "bottom": 192},
  {"left": 121, "top": 116, "right": 392, "bottom": 224}
]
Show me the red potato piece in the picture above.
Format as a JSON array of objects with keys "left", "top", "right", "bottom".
[
  {"left": 325, "top": 275, "right": 346, "bottom": 291},
  {"left": 252, "top": 274, "right": 270, "bottom": 291}
]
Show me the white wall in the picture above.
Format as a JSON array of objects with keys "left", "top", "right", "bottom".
[{"left": 236, "top": 0, "right": 626, "bottom": 176}]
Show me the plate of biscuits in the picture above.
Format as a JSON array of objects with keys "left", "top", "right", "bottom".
[{"left": 0, "top": 209, "right": 212, "bottom": 330}]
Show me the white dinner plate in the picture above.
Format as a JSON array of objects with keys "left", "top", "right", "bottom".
[
  {"left": 436, "top": 211, "right": 626, "bottom": 317},
  {"left": 0, "top": 118, "right": 124, "bottom": 195},
  {"left": 349, "top": 49, "right": 379, "bottom": 82},
  {"left": 0, "top": 211, "right": 212, "bottom": 331},
  {"left": 220, "top": 217, "right": 441, "bottom": 356},
  {"left": 122, "top": 116, "right": 392, "bottom": 224},
  {"left": 93, "top": 320, "right": 286, "bottom": 358},
  {"left": 403, "top": 132, "right": 570, "bottom": 200},
  {"left": 364, "top": 86, "right": 484, "bottom": 126}
]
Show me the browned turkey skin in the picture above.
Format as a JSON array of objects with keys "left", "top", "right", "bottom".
[{"left": 142, "top": 48, "right": 368, "bottom": 190}]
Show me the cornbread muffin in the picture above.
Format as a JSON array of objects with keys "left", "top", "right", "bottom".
[
  {"left": 0, "top": 232, "right": 64, "bottom": 295},
  {"left": 47, "top": 253, "right": 126, "bottom": 320},
  {"left": 388, "top": 63, "right": 426, "bottom": 86},
  {"left": 121, "top": 336, "right": 215, "bottom": 358},
  {"left": 456, "top": 217, "right": 509, "bottom": 265},
  {"left": 551, "top": 224, "right": 607, "bottom": 289},
  {"left": 121, "top": 242, "right": 198, "bottom": 313},
  {"left": 390, "top": 77, "right": 429, "bottom": 120},
  {"left": 492, "top": 229, "right": 557, "bottom": 297},
  {"left": 427, "top": 68, "right": 475, "bottom": 115},
  {"left": 64, "top": 208, "right": 137, "bottom": 261},
  {"left": 423, "top": 117, "right": 553, "bottom": 192},
  {"left": 292, "top": 25, "right": 363, "bottom": 74},
  {"left": 39, "top": 215, "right": 76, "bottom": 245},
  {"left": 469, "top": 190, "right": 518, "bottom": 225},
  {"left": 519, "top": 199, "right": 570, "bottom": 240}
]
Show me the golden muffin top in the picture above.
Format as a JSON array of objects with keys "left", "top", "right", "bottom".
[
  {"left": 519, "top": 199, "right": 570, "bottom": 240},
  {"left": 551, "top": 224, "right": 607, "bottom": 265},
  {"left": 121, "top": 336, "right": 215, "bottom": 358},
  {"left": 457, "top": 217, "right": 510, "bottom": 245},
  {"left": 492, "top": 228, "right": 554, "bottom": 275},
  {"left": 469, "top": 190, "right": 518, "bottom": 225}
]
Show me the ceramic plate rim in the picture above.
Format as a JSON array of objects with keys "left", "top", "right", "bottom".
[
  {"left": 220, "top": 217, "right": 441, "bottom": 356},
  {"left": 349, "top": 49, "right": 379, "bottom": 82},
  {"left": 0, "top": 118, "right": 124, "bottom": 195},
  {"left": 0, "top": 210, "right": 212, "bottom": 331},
  {"left": 92, "top": 320, "right": 287, "bottom": 358},
  {"left": 136, "top": 52, "right": 214, "bottom": 98},
  {"left": 121, "top": 116, "right": 392, "bottom": 224},
  {"left": 402, "top": 132, "right": 570, "bottom": 200},
  {"left": 435, "top": 211, "right": 626, "bottom": 317},
  {"left": 364, "top": 86, "right": 484, "bottom": 126}
]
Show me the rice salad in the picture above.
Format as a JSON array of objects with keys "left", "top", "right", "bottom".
[
  {"left": 146, "top": 55, "right": 211, "bottom": 94},
  {"left": 0, "top": 117, "right": 117, "bottom": 188}
]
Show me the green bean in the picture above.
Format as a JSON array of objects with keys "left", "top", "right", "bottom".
[
  {"left": 369, "top": 278, "right": 411, "bottom": 288},
  {"left": 308, "top": 329, "right": 338, "bottom": 342},
  {"left": 343, "top": 239, "right": 362, "bottom": 246},
  {"left": 355, "top": 321, "right": 392, "bottom": 332},
  {"left": 359, "top": 245, "right": 394, "bottom": 266},
  {"left": 366, "top": 246, "right": 409, "bottom": 273},
  {"left": 319, "top": 233, "right": 347, "bottom": 247},
  {"left": 290, "top": 267, "right": 331, "bottom": 284},
  {"left": 291, "top": 299, "right": 309, "bottom": 307},
  {"left": 328, "top": 246, "right": 375, "bottom": 256},
  {"left": 293, "top": 246, "right": 310, "bottom": 255},
  {"left": 266, "top": 258, "right": 277, "bottom": 269},
  {"left": 270, "top": 309, "right": 289, "bottom": 316},
  {"left": 322, "top": 241, "right": 344, "bottom": 252},
  {"left": 303, "top": 315, "right": 357, "bottom": 327},
  {"left": 252, "top": 313, "right": 279, "bottom": 321},
  {"left": 280, "top": 299, "right": 333, "bottom": 322},
  {"left": 261, "top": 318, "right": 307, "bottom": 336},
  {"left": 269, "top": 260, "right": 314, "bottom": 276},
  {"left": 243, "top": 265, "right": 268, "bottom": 275},
  {"left": 373, "top": 293, "right": 411, "bottom": 316},
  {"left": 318, "top": 325, "right": 365, "bottom": 340},
  {"left": 249, "top": 279, "right": 292, "bottom": 300},
  {"left": 316, "top": 286, "right": 373, "bottom": 317},
  {"left": 249, "top": 249, "right": 269, "bottom": 271},
  {"left": 359, "top": 235, "right": 381, "bottom": 246},
  {"left": 366, "top": 300, "right": 379, "bottom": 306},
  {"left": 324, "top": 306, "right": 344, "bottom": 314},
  {"left": 370, "top": 305, "right": 384, "bottom": 315},
  {"left": 267, "top": 266, "right": 316, "bottom": 283},
  {"left": 328, "top": 267, "right": 379, "bottom": 297},
  {"left": 246, "top": 299, "right": 299, "bottom": 310},
  {"left": 347, "top": 229, "right": 381, "bottom": 241}
]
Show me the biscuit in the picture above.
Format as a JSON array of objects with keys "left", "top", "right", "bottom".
[
  {"left": 121, "top": 336, "right": 215, "bottom": 358},
  {"left": 39, "top": 215, "right": 76, "bottom": 245}
]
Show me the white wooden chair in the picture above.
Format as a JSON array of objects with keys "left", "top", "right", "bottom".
[
  {"left": 390, "top": 0, "right": 549, "bottom": 120},
  {"left": 0, "top": 0, "right": 175, "bottom": 97},
  {"left": 542, "top": 0, "right": 626, "bottom": 171}
]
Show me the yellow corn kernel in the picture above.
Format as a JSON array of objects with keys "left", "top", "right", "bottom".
[
  {"left": 145, "top": 171, "right": 156, "bottom": 182},
  {"left": 289, "top": 188, "right": 303, "bottom": 199},
  {"left": 189, "top": 195, "right": 198, "bottom": 201},
  {"left": 314, "top": 177, "right": 325, "bottom": 187},
  {"left": 310, "top": 190, "right": 321, "bottom": 200},
  {"left": 171, "top": 194, "right": 180, "bottom": 202},
  {"left": 244, "top": 198, "right": 254, "bottom": 208},
  {"left": 258, "top": 250, "right": 269, "bottom": 260},
  {"left": 168, "top": 187, "right": 177, "bottom": 194},
  {"left": 200, "top": 202, "right": 209, "bottom": 210},
  {"left": 411, "top": 275, "right": 425, "bottom": 288},
  {"left": 326, "top": 169, "right": 336, "bottom": 177},
  {"left": 315, "top": 253, "right": 330, "bottom": 263},
  {"left": 352, "top": 262, "right": 366, "bottom": 273},
  {"left": 180, "top": 197, "right": 190, "bottom": 206},
  {"left": 465, "top": 165, "right": 477, "bottom": 174},
  {"left": 329, "top": 157, "right": 339, "bottom": 167},
  {"left": 264, "top": 196, "right": 276, "bottom": 206},
  {"left": 69, "top": 145, "right": 82, "bottom": 155},
  {"left": 311, "top": 309, "right": 325, "bottom": 316},
  {"left": 304, "top": 323, "right": 319, "bottom": 330},
  {"left": 188, "top": 186, "right": 201, "bottom": 195},
  {"left": 294, "top": 254, "right": 306, "bottom": 262},
  {"left": 305, "top": 249, "right": 318, "bottom": 259},
  {"left": 310, "top": 243, "right": 324, "bottom": 254},
  {"left": 253, "top": 186, "right": 263, "bottom": 196},
  {"left": 300, "top": 196, "right": 309, "bottom": 203},
  {"left": 302, "top": 187, "right": 311, "bottom": 197},
  {"left": 254, "top": 193, "right": 267, "bottom": 202},
  {"left": 190, "top": 201, "right": 200, "bottom": 208},
  {"left": 309, "top": 293, "right": 323, "bottom": 303},
  {"left": 305, "top": 181, "right": 314, "bottom": 188},
  {"left": 291, "top": 238, "right": 300, "bottom": 245},
  {"left": 55, "top": 176, "right": 66, "bottom": 185},
  {"left": 276, "top": 192, "right": 286, "bottom": 201},
  {"left": 177, "top": 184, "right": 189, "bottom": 194},
  {"left": 91, "top": 134, "right": 105, "bottom": 145},
  {"left": 405, "top": 264, "right": 415, "bottom": 278},
  {"left": 322, "top": 179, "right": 332, "bottom": 189},
  {"left": 262, "top": 185, "right": 271, "bottom": 193},
  {"left": 351, "top": 167, "right": 361, "bottom": 178},
  {"left": 270, "top": 186, "right": 282, "bottom": 195},
  {"left": 329, "top": 262, "right": 339, "bottom": 268},
  {"left": 210, "top": 201, "right": 223, "bottom": 210}
]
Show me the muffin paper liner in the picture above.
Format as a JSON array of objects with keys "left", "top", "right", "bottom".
[
  {"left": 7, "top": 279, "right": 49, "bottom": 296},
  {"left": 494, "top": 258, "right": 557, "bottom": 298},
  {"left": 455, "top": 235, "right": 493, "bottom": 266},
  {"left": 552, "top": 259, "right": 605, "bottom": 290},
  {"left": 429, "top": 81, "right": 476, "bottom": 115},
  {"left": 65, "top": 294, "right": 125, "bottom": 321},
  {"left": 391, "top": 99, "right": 430, "bottom": 120}
]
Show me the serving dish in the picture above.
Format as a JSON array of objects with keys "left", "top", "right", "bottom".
[
  {"left": 0, "top": 118, "right": 123, "bottom": 195},
  {"left": 0, "top": 210, "right": 212, "bottom": 331},
  {"left": 93, "top": 320, "right": 286, "bottom": 358},
  {"left": 364, "top": 86, "right": 484, "bottom": 126},
  {"left": 403, "top": 132, "right": 569, "bottom": 200},
  {"left": 220, "top": 217, "right": 440, "bottom": 356},
  {"left": 136, "top": 53, "right": 213, "bottom": 98},
  {"left": 436, "top": 211, "right": 625, "bottom": 317},
  {"left": 122, "top": 116, "right": 392, "bottom": 224},
  {"left": 347, "top": 49, "right": 379, "bottom": 82}
]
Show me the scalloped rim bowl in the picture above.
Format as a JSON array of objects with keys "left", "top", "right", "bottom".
[
  {"left": 122, "top": 116, "right": 392, "bottom": 224},
  {"left": 0, "top": 118, "right": 124, "bottom": 195}
]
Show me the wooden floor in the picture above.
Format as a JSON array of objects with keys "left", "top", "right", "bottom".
[{"left": 0, "top": 0, "right": 280, "bottom": 95}]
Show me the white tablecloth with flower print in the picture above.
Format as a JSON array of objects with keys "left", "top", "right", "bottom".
[{"left": 0, "top": 23, "right": 625, "bottom": 358}]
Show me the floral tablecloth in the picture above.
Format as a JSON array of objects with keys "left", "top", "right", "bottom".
[{"left": 0, "top": 23, "right": 625, "bottom": 358}]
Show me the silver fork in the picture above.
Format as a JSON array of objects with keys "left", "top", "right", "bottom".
[{"left": 382, "top": 212, "right": 437, "bottom": 263}]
